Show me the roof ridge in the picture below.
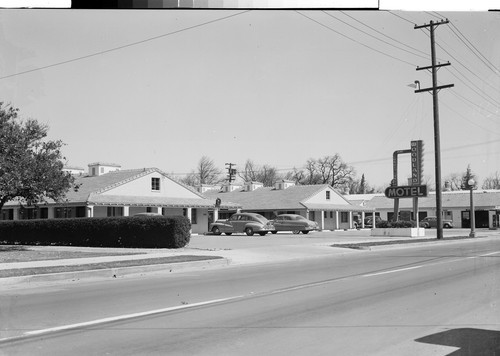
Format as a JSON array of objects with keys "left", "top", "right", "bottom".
[{"left": 94, "top": 168, "right": 156, "bottom": 194}]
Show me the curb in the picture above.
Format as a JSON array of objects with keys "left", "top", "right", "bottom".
[{"left": 0, "top": 258, "right": 230, "bottom": 286}]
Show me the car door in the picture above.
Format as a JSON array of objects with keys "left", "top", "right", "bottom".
[
  {"left": 231, "top": 214, "right": 247, "bottom": 233},
  {"left": 225, "top": 214, "right": 240, "bottom": 233},
  {"left": 274, "top": 216, "right": 286, "bottom": 230}
]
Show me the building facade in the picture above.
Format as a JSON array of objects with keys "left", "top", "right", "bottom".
[
  {"left": 345, "top": 190, "right": 500, "bottom": 229},
  {"left": 203, "top": 180, "right": 374, "bottom": 230},
  {"left": 0, "top": 163, "right": 240, "bottom": 235}
]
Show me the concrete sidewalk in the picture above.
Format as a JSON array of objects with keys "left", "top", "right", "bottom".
[{"left": 1, "top": 229, "right": 497, "bottom": 286}]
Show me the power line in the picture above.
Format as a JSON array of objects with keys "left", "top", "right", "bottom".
[
  {"left": 0, "top": 11, "right": 251, "bottom": 81},
  {"left": 434, "top": 11, "right": 500, "bottom": 75},
  {"left": 322, "top": 11, "right": 429, "bottom": 60},
  {"left": 339, "top": 11, "right": 430, "bottom": 58},
  {"left": 295, "top": 11, "right": 416, "bottom": 67}
]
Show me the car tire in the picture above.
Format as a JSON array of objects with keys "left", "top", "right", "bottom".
[
  {"left": 225, "top": 232, "right": 232, "bottom": 235},
  {"left": 292, "top": 230, "right": 300, "bottom": 234},
  {"left": 301, "top": 230, "right": 309, "bottom": 234},
  {"left": 245, "top": 227, "right": 254, "bottom": 236},
  {"left": 271, "top": 231, "right": 278, "bottom": 234},
  {"left": 444, "top": 224, "right": 452, "bottom": 229},
  {"left": 212, "top": 226, "right": 222, "bottom": 235},
  {"left": 258, "top": 232, "right": 267, "bottom": 236}
]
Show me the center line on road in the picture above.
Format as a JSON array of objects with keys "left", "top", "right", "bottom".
[{"left": 363, "top": 265, "right": 423, "bottom": 277}]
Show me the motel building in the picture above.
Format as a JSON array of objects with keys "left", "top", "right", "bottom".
[
  {"left": 0, "top": 163, "right": 240, "bottom": 235},
  {"left": 345, "top": 189, "right": 500, "bottom": 229},
  {"left": 202, "top": 180, "right": 374, "bottom": 230}
]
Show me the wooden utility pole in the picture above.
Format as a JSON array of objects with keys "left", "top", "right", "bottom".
[{"left": 414, "top": 19, "right": 454, "bottom": 240}]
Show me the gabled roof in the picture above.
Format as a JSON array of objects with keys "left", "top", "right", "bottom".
[
  {"left": 4, "top": 168, "right": 221, "bottom": 208},
  {"left": 203, "top": 184, "right": 370, "bottom": 211}
]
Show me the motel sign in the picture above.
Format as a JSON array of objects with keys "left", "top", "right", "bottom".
[{"left": 385, "top": 185, "right": 428, "bottom": 199}]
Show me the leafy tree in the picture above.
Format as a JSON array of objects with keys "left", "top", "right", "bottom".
[
  {"left": 460, "top": 164, "right": 477, "bottom": 190},
  {"left": 0, "top": 103, "right": 77, "bottom": 211},
  {"left": 482, "top": 171, "right": 500, "bottom": 189}
]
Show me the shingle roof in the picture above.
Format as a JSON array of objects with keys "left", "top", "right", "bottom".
[
  {"left": 4, "top": 168, "right": 220, "bottom": 208},
  {"left": 203, "top": 184, "right": 369, "bottom": 211}
]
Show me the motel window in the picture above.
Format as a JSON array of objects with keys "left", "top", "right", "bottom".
[
  {"left": 151, "top": 177, "right": 160, "bottom": 191},
  {"left": 324, "top": 211, "right": 327, "bottom": 218},
  {"left": 330, "top": 211, "right": 333, "bottom": 218},
  {"left": 107, "top": 207, "right": 123, "bottom": 217},
  {"left": 191, "top": 208, "right": 197, "bottom": 224},
  {"left": 341, "top": 212, "right": 348, "bottom": 223},
  {"left": 326, "top": 191, "right": 330, "bottom": 200}
]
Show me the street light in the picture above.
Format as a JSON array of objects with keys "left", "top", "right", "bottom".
[{"left": 468, "top": 178, "right": 476, "bottom": 238}]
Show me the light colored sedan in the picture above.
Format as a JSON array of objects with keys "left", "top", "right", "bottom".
[
  {"left": 210, "top": 212, "right": 275, "bottom": 236},
  {"left": 271, "top": 214, "right": 319, "bottom": 234}
]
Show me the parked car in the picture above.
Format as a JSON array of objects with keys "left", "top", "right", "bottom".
[
  {"left": 419, "top": 216, "right": 453, "bottom": 228},
  {"left": 363, "top": 216, "right": 382, "bottom": 228},
  {"left": 210, "top": 212, "right": 275, "bottom": 236},
  {"left": 270, "top": 214, "right": 319, "bottom": 234}
]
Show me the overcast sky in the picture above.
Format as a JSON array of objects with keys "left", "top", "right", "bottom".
[{"left": 0, "top": 6, "right": 498, "bottom": 188}]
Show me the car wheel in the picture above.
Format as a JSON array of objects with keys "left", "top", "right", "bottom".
[
  {"left": 301, "top": 230, "right": 309, "bottom": 234},
  {"left": 444, "top": 224, "right": 451, "bottom": 229},
  {"left": 225, "top": 232, "right": 232, "bottom": 235},
  {"left": 271, "top": 231, "right": 278, "bottom": 234},
  {"left": 292, "top": 230, "right": 300, "bottom": 234},
  {"left": 245, "top": 227, "right": 254, "bottom": 236},
  {"left": 212, "top": 226, "right": 222, "bottom": 235},
  {"left": 258, "top": 232, "right": 267, "bottom": 236}
]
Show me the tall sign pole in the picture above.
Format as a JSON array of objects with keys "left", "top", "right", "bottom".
[{"left": 414, "top": 19, "right": 454, "bottom": 240}]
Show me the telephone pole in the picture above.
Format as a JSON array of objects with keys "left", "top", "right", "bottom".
[
  {"left": 414, "top": 19, "right": 454, "bottom": 240},
  {"left": 225, "top": 163, "right": 236, "bottom": 183}
]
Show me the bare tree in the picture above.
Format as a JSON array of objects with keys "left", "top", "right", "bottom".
[
  {"left": 443, "top": 172, "right": 462, "bottom": 191},
  {"left": 238, "top": 159, "right": 280, "bottom": 187},
  {"left": 180, "top": 156, "right": 222, "bottom": 187},
  {"left": 482, "top": 171, "right": 500, "bottom": 189},
  {"left": 304, "top": 154, "right": 355, "bottom": 189}
]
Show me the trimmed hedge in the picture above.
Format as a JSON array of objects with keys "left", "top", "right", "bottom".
[
  {"left": 376, "top": 220, "right": 417, "bottom": 228},
  {"left": 0, "top": 215, "right": 191, "bottom": 248}
]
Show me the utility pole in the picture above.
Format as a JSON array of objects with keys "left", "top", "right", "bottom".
[
  {"left": 414, "top": 19, "right": 454, "bottom": 240},
  {"left": 225, "top": 163, "right": 236, "bottom": 183}
]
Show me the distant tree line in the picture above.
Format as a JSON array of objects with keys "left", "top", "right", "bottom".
[
  {"left": 181, "top": 157, "right": 500, "bottom": 194},
  {"left": 180, "top": 154, "right": 379, "bottom": 194}
]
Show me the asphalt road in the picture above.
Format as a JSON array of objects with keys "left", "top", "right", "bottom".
[{"left": 1, "top": 237, "right": 499, "bottom": 355}]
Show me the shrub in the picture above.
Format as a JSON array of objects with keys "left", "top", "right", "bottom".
[
  {"left": 375, "top": 220, "right": 416, "bottom": 228},
  {"left": 0, "top": 215, "right": 191, "bottom": 248}
]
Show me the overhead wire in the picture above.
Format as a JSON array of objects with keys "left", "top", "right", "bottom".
[
  {"left": 322, "top": 11, "right": 429, "bottom": 60},
  {"left": 295, "top": 11, "right": 416, "bottom": 67},
  {"left": 0, "top": 10, "right": 252, "bottom": 81}
]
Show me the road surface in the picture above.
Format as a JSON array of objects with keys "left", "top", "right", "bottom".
[{"left": 1, "top": 238, "right": 499, "bottom": 355}]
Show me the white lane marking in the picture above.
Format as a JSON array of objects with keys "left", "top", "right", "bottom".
[
  {"left": 480, "top": 251, "right": 500, "bottom": 257},
  {"left": 17, "top": 295, "right": 243, "bottom": 338},
  {"left": 363, "top": 265, "right": 423, "bottom": 277}
]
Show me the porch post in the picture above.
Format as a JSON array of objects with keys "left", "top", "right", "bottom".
[
  {"left": 320, "top": 210, "right": 325, "bottom": 230},
  {"left": 349, "top": 211, "right": 353, "bottom": 229},
  {"left": 156, "top": 207, "right": 162, "bottom": 215},
  {"left": 361, "top": 211, "right": 365, "bottom": 228},
  {"left": 213, "top": 208, "right": 219, "bottom": 222},
  {"left": 13, "top": 207, "right": 20, "bottom": 221},
  {"left": 335, "top": 211, "right": 339, "bottom": 230},
  {"left": 87, "top": 205, "right": 94, "bottom": 218},
  {"left": 123, "top": 206, "right": 130, "bottom": 217}
]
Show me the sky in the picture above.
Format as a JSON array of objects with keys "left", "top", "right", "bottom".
[{"left": 0, "top": 4, "right": 499, "bottom": 189}]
